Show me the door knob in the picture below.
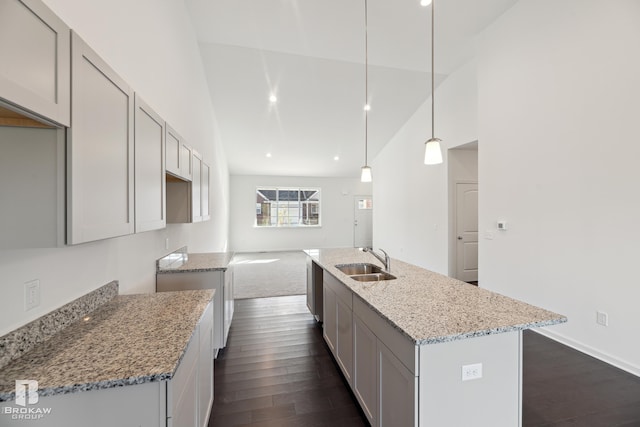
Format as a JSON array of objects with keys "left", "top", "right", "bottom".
[{"left": 457, "top": 236, "right": 463, "bottom": 240}]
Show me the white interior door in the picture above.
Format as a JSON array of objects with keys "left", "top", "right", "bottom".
[
  {"left": 455, "top": 183, "right": 478, "bottom": 282},
  {"left": 354, "top": 196, "right": 373, "bottom": 248}
]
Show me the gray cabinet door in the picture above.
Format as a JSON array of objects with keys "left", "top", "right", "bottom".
[
  {"left": 354, "top": 314, "right": 377, "bottom": 425},
  {"left": 134, "top": 94, "right": 166, "bottom": 233},
  {"left": 322, "top": 284, "right": 337, "bottom": 355},
  {"left": 336, "top": 296, "right": 353, "bottom": 385},
  {"left": 0, "top": 0, "right": 70, "bottom": 126},
  {"left": 165, "top": 125, "right": 182, "bottom": 177},
  {"left": 379, "top": 341, "right": 417, "bottom": 427},
  {"left": 67, "top": 31, "right": 134, "bottom": 244},
  {"left": 192, "top": 151, "right": 203, "bottom": 222},
  {"left": 201, "top": 162, "right": 210, "bottom": 221}
]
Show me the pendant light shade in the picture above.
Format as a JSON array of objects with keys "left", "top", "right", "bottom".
[
  {"left": 424, "top": 0, "right": 443, "bottom": 165},
  {"left": 361, "top": 165, "right": 372, "bottom": 182},
  {"left": 360, "top": 0, "right": 371, "bottom": 182},
  {"left": 424, "top": 137, "right": 443, "bottom": 165}
]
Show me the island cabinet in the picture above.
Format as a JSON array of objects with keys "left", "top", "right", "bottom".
[
  {"left": 353, "top": 297, "right": 418, "bottom": 427},
  {"left": 0, "top": 0, "right": 70, "bottom": 127},
  {"left": 306, "top": 258, "right": 324, "bottom": 322},
  {"left": 134, "top": 94, "right": 166, "bottom": 233},
  {"left": 67, "top": 31, "right": 135, "bottom": 245},
  {"left": 322, "top": 273, "right": 353, "bottom": 386},
  {"left": 323, "top": 274, "right": 521, "bottom": 427}
]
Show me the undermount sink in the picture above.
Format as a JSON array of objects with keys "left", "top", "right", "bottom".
[
  {"left": 350, "top": 272, "right": 397, "bottom": 282},
  {"left": 335, "top": 263, "right": 382, "bottom": 275},
  {"left": 335, "top": 263, "right": 396, "bottom": 282}
]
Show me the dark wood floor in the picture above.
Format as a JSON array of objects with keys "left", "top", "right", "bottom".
[
  {"left": 209, "top": 295, "right": 640, "bottom": 427},
  {"left": 523, "top": 331, "right": 640, "bottom": 426}
]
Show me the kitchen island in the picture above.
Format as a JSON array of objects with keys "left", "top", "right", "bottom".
[{"left": 306, "top": 248, "right": 566, "bottom": 427}]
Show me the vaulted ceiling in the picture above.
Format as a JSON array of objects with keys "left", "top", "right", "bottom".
[{"left": 185, "top": 0, "right": 518, "bottom": 177}]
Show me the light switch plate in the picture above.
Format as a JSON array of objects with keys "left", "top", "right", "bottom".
[{"left": 24, "top": 280, "right": 40, "bottom": 311}]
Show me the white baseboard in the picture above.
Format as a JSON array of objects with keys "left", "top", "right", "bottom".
[{"left": 533, "top": 328, "right": 640, "bottom": 378}]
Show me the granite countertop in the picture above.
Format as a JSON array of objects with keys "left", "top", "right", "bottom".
[
  {"left": 306, "top": 248, "right": 566, "bottom": 345},
  {"left": 157, "top": 251, "right": 234, "bottom": 273},
  {"left": 0, "top": 289, "right": 214, "bottom": 402}
]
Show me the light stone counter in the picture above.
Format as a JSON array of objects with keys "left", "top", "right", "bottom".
[
  {"left": 0, "top": 289, "right": 214, "bottom": 402},
  {"left": 306, "top": 248, "right": 566, "bottom": 345},
  {"left": 157, "top": 249, "right": 234, "bottom": 274}
]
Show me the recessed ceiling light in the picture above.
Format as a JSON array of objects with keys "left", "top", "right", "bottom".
[
  {"left": 269, "top": 94, "right": 277, "bottom": 103},
  {"left": 420, "top": 0, "right": 432, "bottom": 6},
  {"left": 266, "top": 153, "right": 272, "bottom": 158},
  {"left": 334, "top": 156, "right": 340, "bottom": 161},
  {"left": 364, "top": 104, "right": 371, "bottom": 111}
]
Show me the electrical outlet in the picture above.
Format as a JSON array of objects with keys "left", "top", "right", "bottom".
[
  {"left": 165, "top": 238, "right": 169, "bottom": 250},
  {"left": 596, "top": 311, "right": 608, "bottom": 326},
  {"left": 461, "top": 363, "right": 483, "bottom": 381},
  {"left": 24, "top": 280, "right": 40, "bottom": 311}
]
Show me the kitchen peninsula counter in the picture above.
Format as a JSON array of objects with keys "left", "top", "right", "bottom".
[
  {"left": 0, "top": 288, "right": 214, "bottom": 401},
  {"left": 306, "top": 248, "right": 566, "bottom": 344}
]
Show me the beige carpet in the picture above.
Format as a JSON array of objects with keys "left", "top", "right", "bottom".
[{"left": 232, "top": 251, "right": 307, "bottom": 299}]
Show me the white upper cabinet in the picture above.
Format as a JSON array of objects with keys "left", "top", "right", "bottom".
[
  {"left": 67, "top": 31, "right": 134, "bottom": 244},
  {"left": 0, "top": 0, "right": 70, "bottom": 126},
  {"left": 181, "top": 142, "right": 193, "bottom": 181},
  {"left": 134, "top": 94, "right": 166, "bottom": 233},
  {"left": 165, "top": 124, "right": 194, "bottom": 182},
  {"left": 201, "top": 162, "right": 210, "bottom": 221},
  {"left": 192, "top": 151, "right": 203, "bottom": 223}
]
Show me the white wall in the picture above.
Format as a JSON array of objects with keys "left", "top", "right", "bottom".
[
  {"left": 374, "top": 0, "right": 640, "bottom": 376},
  {"left": 372, "top": 61, "right": 478, "bottom": 272},
  {"left": 477, "top": 0, "right": 640, "bottom": 375},
  {"left": 230, "top": 175, "right": 372, "bottom": 252},
  {"left": 0, "top": 0, "right": 230, "bottom": 336}
]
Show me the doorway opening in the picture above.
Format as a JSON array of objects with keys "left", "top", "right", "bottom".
[
  {"left": 353, "top": 195, "right": 373, "bottom": 248},
  {"left": 448, "top": 141, "right": 478, "bottom": 284}
]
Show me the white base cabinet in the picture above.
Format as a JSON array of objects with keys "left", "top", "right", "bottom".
[
  {"left": 0, "top": 301, "right": 214, "bottom": 427},
  {"left": 157, "top": 268, "right": 234, "bottom": 355}
]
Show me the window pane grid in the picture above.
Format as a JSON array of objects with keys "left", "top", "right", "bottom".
[{"left": 256, "top": 187, "right": 320, "bottom": 227}]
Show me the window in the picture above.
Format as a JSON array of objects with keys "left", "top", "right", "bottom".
[{"left": 256, "top": 188, "right": 321, "bottom": 227}]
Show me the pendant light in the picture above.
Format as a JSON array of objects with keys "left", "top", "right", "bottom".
[
  {"left": 424, "top": 0, "right": 443, "bottom": 165},
  {"left": 360, "top": 0, "right": 372, "bottom": 182}
]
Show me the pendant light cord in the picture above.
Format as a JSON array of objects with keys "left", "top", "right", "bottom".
[
  {"left": 364, "top": 0, "right": 369, "bottom": 167},
  {"left": 431, "top": 0, "right": 435, "bottom": 140}
]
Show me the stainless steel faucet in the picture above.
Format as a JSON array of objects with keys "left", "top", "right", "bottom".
[{"left": 364, "top": 247, "right": 390, "bottom": 272}]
